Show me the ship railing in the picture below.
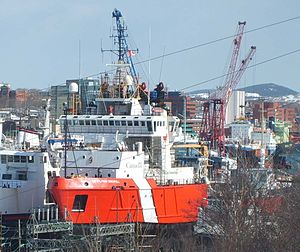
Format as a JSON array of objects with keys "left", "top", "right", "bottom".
[
  {"left": 31, "top": 205, "right": 61, "bottom": 223},
  {"left": 27, "top": 206, "right": 73, "bottom": 236},
  {"left": 31, "top": 205, "right": 76, "bottom": 223},
  {"left": 156, "top": 178, "right": 203, "bottom": 186},
  {"left": 172, "top": 156, "right": 206, "bottom": 168},
  {"left": 0, "top": 180, "right": 23, "bottom": 189}
]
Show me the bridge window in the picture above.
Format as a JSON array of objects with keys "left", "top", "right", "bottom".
[
  {"left": 28, "top": 156, "right": 34, "bottom": 163},
  {"left": 73, "top": 120, "right": 79, "bottom": 125},
  {"left": 85, "top": 120, "right": 91, "bottom": 126},
  {"left": 8, "top": 155, "right": 13, "bottom": 162},
  {"left": 128, "top": 121, "right": 133, "bottom": 126},
  {"left": 14, "top": 156, "right": 20, "bottom": 163},
  {"left": 169, "top": 122, "right": 176, "bottom": 132},
  {"left": 1, "top": 155, "right": 6, "bottom": 164},
  {"left": 79, "top": 120, "right": 84, "bottom": 125},
  {"left": 154, "top": 121, "right": 157, "bottom": 132},
  {"left": 103, "top": 121, "right": 108, "bottom": 126},
  {"left": 147, "top": 121, "right": 152, "bottom": 132},
  {"left": 174, "top": 122, "right": 178, "bottom": 131},
  {"left": 134, "top": 121, "right": 139, "bottom": 126},
  {"left": 72, "top": 195, "right": 88, "bottom": 212},
  {"left": 97, "top": 120, "right": 102, "bottom": 126},
  {"left": 18, "top": 173, "right": 27, "bottom": 180},
  {"left": 91, "top": 120, "right": 96, "bottom": 125},
  {"left": 2, "top": 174, "right": 12, "bottom": 180},
  {"left": 141, "top": 121, "right": 145, "bottom": 127},
  {"left": 115, "top": 121, "right": 121, "bottom": 126},
  {"left": 121, "top": 121, "right": 126, "bottom": 126},
  {"left": 21, "top": 156, "right": 27, "bottom": 163},
  {"left": 109, "top": 121, "right": 114, "bottom": 126}
]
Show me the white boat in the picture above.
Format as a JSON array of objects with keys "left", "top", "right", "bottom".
[{"left": 0, "top": 102, "right": 60, "bottom": 220}]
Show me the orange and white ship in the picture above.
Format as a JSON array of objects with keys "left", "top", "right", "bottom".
[{"left": 47, "top": 9, "right": 209, "bottom": 224}]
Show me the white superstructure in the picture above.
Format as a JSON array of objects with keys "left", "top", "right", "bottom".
[
  {"left": 0, "top": 149, "right": 59, "bottom": 215},
  {"left": 230, "top": 120, "right": 253, "bottom": 144}
]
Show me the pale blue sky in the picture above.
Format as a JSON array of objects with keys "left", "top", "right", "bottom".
[{"left": 0, "top": 0, "right": 299, "bottom": 92}]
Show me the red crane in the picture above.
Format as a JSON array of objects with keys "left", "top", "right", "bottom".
[{"left": 200, "top": 22, "right": 256, "bottom": 154}]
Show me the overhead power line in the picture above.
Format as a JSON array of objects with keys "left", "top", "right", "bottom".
[
  {"left": 180, "top": 48, "right": 300, "bottom": 91},
  {"left": 55, "top": 14, "right": 300, "bottom": 85}
]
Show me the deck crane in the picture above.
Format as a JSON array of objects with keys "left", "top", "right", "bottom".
[{"left": 200, "top": 22, "right": 256, "bottom": 154}]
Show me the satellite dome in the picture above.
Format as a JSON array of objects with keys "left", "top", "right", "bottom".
[
  {"left": 125, "top": 75, "right": 133, "bottom": 86},
  {"left": 69, "top": 82, "right": 79, "bottom": 93}
]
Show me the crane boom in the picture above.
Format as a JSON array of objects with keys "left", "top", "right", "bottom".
[
  {"left": 212, "top": 22, "right": 246, "bottom": 100},
  {"left": 224, "top": 46, "right": 256, "bottom": 106},
  {"left": 199, "top": 22, "right": 256, "bottom": 155},
  {"left": 220, "top": 21, "right": 246, "bottom": 97}
]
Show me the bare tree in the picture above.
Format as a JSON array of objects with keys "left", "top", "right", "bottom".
[{"left": 196, "top": 168, "right": 300, "bottom": 252}]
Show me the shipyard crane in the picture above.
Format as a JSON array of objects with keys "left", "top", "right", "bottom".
[{"left": 200, "top": 22, "right": 256, "bottom": 154}]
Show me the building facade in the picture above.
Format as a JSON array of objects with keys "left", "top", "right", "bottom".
[
  {"left": 165, "top": 91, "right": 197, "bottom": 119},
  {"left": 226, "top": 90, "right": 245, "bottom": 124},
  {"left": 252, "top": 101, "right": 296, "bottom": 129},
  {"left": 230, "top": 121, "right": 253, "bottom": 144},
  {"left": 51, "top": 78, "right": 100, "bottom": 119}
]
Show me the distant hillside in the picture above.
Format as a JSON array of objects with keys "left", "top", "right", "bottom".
[
  {"left": 189, "top": 89, "right": 212, "bottom": 95},
  {"left": 189, "top": 83, "right": 298, "bottom": 97},
  {"left": 237, "top": 83, "right": 298, "bottom": 97}
]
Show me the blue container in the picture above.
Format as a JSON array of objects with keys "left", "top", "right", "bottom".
[{"left": 150, "top": 91, "right": 157, "bottom": 100}]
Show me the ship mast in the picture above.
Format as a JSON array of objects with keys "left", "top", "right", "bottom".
[
  {"left": 101, "top": 8, "right": 139, "bottom": 91},
  {"left": 63, "top": 102, "right": 68, "bottom": 177},
  {"left": 111, "top": 9, "right": 138, "bottom": 83}
]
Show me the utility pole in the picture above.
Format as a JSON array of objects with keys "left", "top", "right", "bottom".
[
  {"left": 18, "top": 219, "right": 21, "bottom": 252},
  {"left": 0, "top": 212, "right": 2, "bottom": 251},
  {"left": 183, "top": 94, "right": 187, "bottom": 144},
  {"left": 63, "top": 102, "right": 68, "bottom": 178},
  {"left": 260, "top": 99, "right": 265, "bottom": 168}
]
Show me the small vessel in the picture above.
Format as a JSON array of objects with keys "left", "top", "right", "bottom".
[{"left": 47, "top": 9, "right": 209, "bottom": 224}]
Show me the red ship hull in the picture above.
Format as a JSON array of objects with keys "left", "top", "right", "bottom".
[{"left": 48, "top": 177, "right": 208, "bottom": 224}]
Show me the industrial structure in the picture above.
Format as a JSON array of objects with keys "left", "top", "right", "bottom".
[{"left": 199, "top": 22, "right": 256, "bottom": 154}]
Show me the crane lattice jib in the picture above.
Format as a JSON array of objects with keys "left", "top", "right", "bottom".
[
  {"left": 225, "top": 46, "right": 256, "bottom": 104},
  {"left": 215, "top": 21, "right": 246, "bottom": 100},
  {"left": 112, "top": 9, "right": 138, "bottom": 82}
]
